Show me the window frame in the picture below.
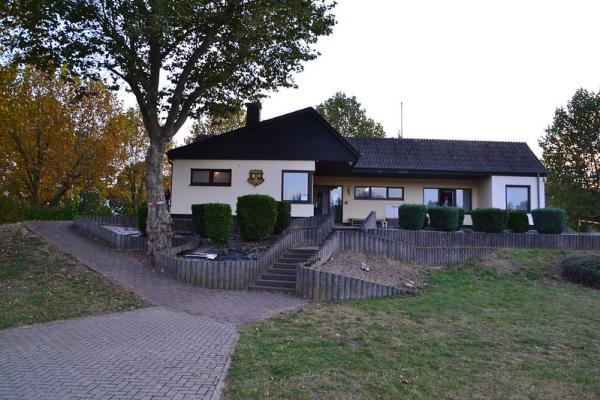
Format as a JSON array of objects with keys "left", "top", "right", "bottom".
[
  {"left": 190, "top": 168, "right": 232, "bottom": 186},
  {"left": 281, "top": 170, "right": 313, "bottom": 204},
  {"left": 422, "top": 187, "right": 473, "bottom": 213},
  {"left": 353, "top": 186, "right": 405, "bottom": 200},
  {"left": 505, "top": 185, "right": 531, "bottom": 212}
]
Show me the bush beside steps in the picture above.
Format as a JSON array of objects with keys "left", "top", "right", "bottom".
[{"left": 237, "top": 194, "right": 277, "bottom": 241}]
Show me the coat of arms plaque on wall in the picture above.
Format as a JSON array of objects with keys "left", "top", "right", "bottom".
[{"left": 247, "top": 169, "right": 264, "bottom": 186}]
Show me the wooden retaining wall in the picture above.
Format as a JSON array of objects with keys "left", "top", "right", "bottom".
[
  {"left": 296, "top": 265, "right": 408, "bottom": 300},
  {"left": 369, "top": 228, "right": 600, "bottom": 251},
  {"left": 74, "top": 216, "right": 148, "bottom": 251},
  {"left": 74, "top": 216, "right": 191, "bottom": 251},
  {"left": 152, "top": 215, "right": 335, "bottom": 290},
  {"left": 304, "top": 230, "right": 490, "bottom": 267}
]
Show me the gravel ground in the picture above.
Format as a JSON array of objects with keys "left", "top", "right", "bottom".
[{"left": 311, "top": 251, "right": 425, "bottom": 288}]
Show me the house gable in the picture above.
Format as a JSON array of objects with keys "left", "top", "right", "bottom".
[{"left": 167, "top": 107, "right": 359, "bottom": 163}]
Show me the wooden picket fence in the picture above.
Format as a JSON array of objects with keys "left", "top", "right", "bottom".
[{"left": 369, "top": 228, "right": 600, "bottom": 251}]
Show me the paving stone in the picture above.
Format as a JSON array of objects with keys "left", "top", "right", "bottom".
[
  {"left": 25, "top": 221, "right": 306, "bottom": 325},
  {"left": 0, "top": 308, "right": 237, "bottom": 400}
]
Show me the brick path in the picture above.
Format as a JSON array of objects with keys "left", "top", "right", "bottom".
[
  {"left": 25, "top": 221, "right": 306, "bottom": 325},
  {"left": 2, "top": 221, "right": 308, "bottom": 400},
  {"left": 0, "top": 308, "right": 237, "bottom": 400}
]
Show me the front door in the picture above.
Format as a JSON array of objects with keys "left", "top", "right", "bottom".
[{"left": 439, "top": 189, "right": 454, "bottom": 207}]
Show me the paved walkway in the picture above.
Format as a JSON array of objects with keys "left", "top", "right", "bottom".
[
  {"left": 1, "top": 308, "right": 237, "bottom": 400},
  {"left": 1, "top": 221, "right": 308, "bottom": 400},
  {"left": 26, "top": 221, "right": 306, "bottom": 325}
]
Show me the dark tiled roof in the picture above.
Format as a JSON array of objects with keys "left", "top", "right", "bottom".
[
  {"left": 346, "top": 137, "right": 546, "bottom": 176},
  {"left": 167, "top": 108, "right": 359, "bottom": 162}
]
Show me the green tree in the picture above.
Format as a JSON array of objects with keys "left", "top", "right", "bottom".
[
  {"left": 1, "top": 1, "right": 336, "bottom": 253},
  {"left": 540, "top": 88, "right": 600, "bottom": 229},
  {"left": 185, "top": 108, "right": 246, "bottom": 144},
  {"left": 316, "top": 92, "right": 386, "bottom": 137}
]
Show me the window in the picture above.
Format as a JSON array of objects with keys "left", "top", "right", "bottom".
[
  {"left": 354, "top": 186, "right": 405, "bottom": 200},
  {"left": 282, "top": 171, "right": 311, "bottom": 202},
  {"left": 354, "top": 186, "right": 370, "bottom": 199},
  {"left": 424, "top": 188, "right": 439, "bottom": 207},
  {"left": 388, "top": 187, "right": 404, "bottom": 200},
  {"left": 423, "top": 188, "right": 472, "bottom": 212},
  {"left": 506, "top": 185, "right": 530, "bottom": 211},
  {"left": 371, "top": 187, "right": 387, "bottom": 199},
  {"left": 190, "top": 169, "right": 231, "bottom": 186}
]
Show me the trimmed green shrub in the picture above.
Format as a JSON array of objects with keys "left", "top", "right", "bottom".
[
  {"left": 508, "top": 211, "right": 529, "bottom": 233},
  {"left": 204, "top": 203, "right": 233, "bottom": 245},
  {"left": 532, "top": 208, "right": 566, "bottom": 234},
  {"left": 427, "top": 206, "right": 460, "bottom": 231},
  {"left": 471, "top": 208, "right": 508, "bottom": 233},
  {"left": 561, "top": 254, "right": 600, "bottom": 288},
  {"left": 458, "top": 208, "right": 465, "bottom": 227},
  {"left": 398, "top": 204, "right": 426, "bottom": 230},
  {"left": 274, "top": 201, "right": 292, "bottom": 234},
  {"left": 237, "top": 194, "right": 277, "bottom": 240},
  {"left": 191, "top": 204, "right": 207, "bottom": 236},
  {"left": 137, "top": 204, "right": 148, "bottom": 235}
]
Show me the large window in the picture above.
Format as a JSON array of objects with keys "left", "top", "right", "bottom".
[
  {"left": 190, "top": 169, "right": 231, "bottom": 186},
  {"left": 506, "top": 185, "right": 530, "bottom": 211},
  {"left": 354, "top": 186, "right": 404, "bottom": 200},
  {"left": 423, "top": 188, "right": 472, "bottom": 212},
  {"left": 282, "top": 171, "right": 311, "bottom": 203}
]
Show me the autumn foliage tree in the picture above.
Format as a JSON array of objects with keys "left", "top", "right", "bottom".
[
  {"left": 0, "top": 65, "right": 129, "bottom": 208},
  {"left": 1, "top": 0, "right": 336, "bottom": 254},
  {"left": 185, "top": 108, "right": 246, "bottom": 144}
]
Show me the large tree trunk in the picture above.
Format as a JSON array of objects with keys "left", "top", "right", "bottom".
[{"left": 144, "top": 135, "right": 172, "bottom": 255}]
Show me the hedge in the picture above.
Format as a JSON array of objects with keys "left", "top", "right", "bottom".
[
  {"left": 274, "top": 201, "right": 292, "bottom": 234},
  {"left": 508, "top": 211, "right": 529, "bottom": 233},
  {"left": 561, "top": 254, "right": 600, "bottom": 288},
  {"left": 398, "top": 204, "right": 426, "bottom": 230},
  {"left": 237, "top": 194, "right": 277, "bottom": 240},
  {"left": 458, "top": 208, "right": 465, "bottom": 227},
  {"left": 471, "top": 208, "right": 508, "bottom": 233},
  {"left": 137, "top": 204, "right": 148, "bottom": 236},
  {"left": 191, "top": 204, "right": 207, "bottom": 236},
  {"left": 532, "top": 208, "right": 566, "bottom": 234},
  {"left": 427, "top": 206, "right": 460, "bottom": 231},
  {"left": 203, "top": 203, "right": 233, "bottom": 245}
]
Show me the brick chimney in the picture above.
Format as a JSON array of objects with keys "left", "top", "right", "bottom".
[{"left": 245, "top": 102, "right": 261, "bottom": 127}]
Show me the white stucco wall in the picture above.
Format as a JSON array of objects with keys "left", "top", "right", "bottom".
[
  {"left": 171, "top": 159, "right": 315, "bottom": 217},
  {"left": 484, "top": 175, "right": 546, "bottom": 223}
]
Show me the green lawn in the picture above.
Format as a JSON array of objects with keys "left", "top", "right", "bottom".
[
  {"left": 0, "top": 224, "right": 148, "bottom": 329},
  {"left": 225, "top": 250, "right": 600, "bottom": 400}
]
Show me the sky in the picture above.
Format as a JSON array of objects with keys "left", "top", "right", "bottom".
[{"left": 166, "top": 0, "right": 600, "bottom": 156}]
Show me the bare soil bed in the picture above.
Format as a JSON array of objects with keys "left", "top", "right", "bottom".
[
  {"left": 180, "top": 233, "right": 280, "bottom": 261},
  {"left": 311, "top": 250, "right": 425, "bottom": 288}
]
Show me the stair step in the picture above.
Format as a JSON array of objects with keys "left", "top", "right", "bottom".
[
  {"left": 279, "top": 257, "right": 309, "bottom": 263},
  {"left": 261, "top": 273, "right": 296, "bottom": 282},
  {"left": 269, "top": 268, "right": 296, "bottom": 276},
  {"left": 272, "top": 263, "right": 299, "bottom": 270},
  {"left": 253, "top": 279, "right": 295, "bottom": 289},
  {"left": 288, "top": 249, "right": 318, "bottom": 255},
  {"left": 248, "top": 285, "right": 295, "bottom": 294}
]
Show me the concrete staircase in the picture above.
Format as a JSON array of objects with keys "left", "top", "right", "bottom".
[{"left": 248, "top": 247, "right": 318, "bottom": 294}]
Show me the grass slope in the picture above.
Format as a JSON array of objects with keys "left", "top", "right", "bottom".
[
  {"left": 225, "top": 250, "right": 600, "bottom": 400},
  {"left": 0, "top": 224, "right": 148, "bottom": 329}
]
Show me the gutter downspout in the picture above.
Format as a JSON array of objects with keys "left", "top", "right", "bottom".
[{"left": 536, "top": 173, "right": 541, "bottom": 209}]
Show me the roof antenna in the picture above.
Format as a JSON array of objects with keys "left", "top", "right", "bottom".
[{"left": 397, "top": 101, "right": 404, "bottom": 139}]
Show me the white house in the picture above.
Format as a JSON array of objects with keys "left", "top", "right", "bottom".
[{"left": 167, "top": 104, "right": 546, "bottom": 225}]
